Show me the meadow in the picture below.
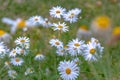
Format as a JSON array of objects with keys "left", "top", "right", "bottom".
[{"left": 0, "top": 0, "right": 120, "bottom": 80}]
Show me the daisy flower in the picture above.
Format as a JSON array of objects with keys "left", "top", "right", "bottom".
[
  {"left": 25, "top": 68, "right": 34, "bottom": 75},
  {"left": 0, "top": 42, "right": 8, "bottom": 58},
  {"left": 8, "top": 70, "right": 17, "bottom": 79},
  {"left": 28, "top": 15, "right": 44, "bottom": 26},
  {"left": 9, "top": 48, "right": 19, "bottom": 57},
  {"left": 52, "top": 22, "right": 69, "bottom": 32},
  {"left": 11, "top": 57, "right": 24, "bottom": 66},
  {"left": 88, "top": 38, "right": 103, "bottom": 51},
  {"left": 68, "top": 8, "right": 81, "bottom": 16},
  {"left": 67, "top": 47, "right": 78, "bottom": 56},
  {"left": 83, "top": 41, "right": 104, "bottom": 61},
  {"left": 67, "top": 38, "right": 85, "bottom": 56},
  {"left": 17, "top": 47, "right": 28, "bottom": 56},
  {"left": 34, "top": 54, "right": 45, "bottom": 60},
  {"left": 49, "top": 39, "right": 63, "bottom": 48},
  {"left": 2, "top": 17, "right": 31, "bottom": 34},
  {"left": 4, "top": 61, "right": 11, "bottom": 68},
  {"left": 89, "top": 37, "right": 99, "bottom": 44},
  {"left": 15, "top": 37, "right": 30, "bottom": 47},
  {"left": 72, "top": 58, "right": 80, "bottom": 65},
  {"left": 63, "top": 8, "right": 81, "bottom": 23},
  {"left": 0, "top": 30, "right": 11, "bottom": 43},
  {"left": 58, "top": 60, "right": 79, "bottom": 80},
  {"left": 63, "top": 12, "right": 78, "bottom": 23},
  {"left": 56, "top": 47, "right": 67, "bottom": 56},
  {"left": 41, "top": 18, "right": 52, "bottom": 28},
  {"left": 49, "top": 6, "right": 66, "bottom": 18}
]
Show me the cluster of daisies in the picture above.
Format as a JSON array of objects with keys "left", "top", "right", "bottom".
[
  {"left": 0, "top": 37, "right": 45, "bottom": 79},
  {"left": 1, "top": 6, "right": 81, "bottom": 34},
  {"left": 0, "top": 6, "right": 107, "bottom": 80},
  {"left": 49, "top": 37, "right": 104, "bottom": 80},
  {"left": 0, "top": 37, "right": 104, "bottom": 80}
]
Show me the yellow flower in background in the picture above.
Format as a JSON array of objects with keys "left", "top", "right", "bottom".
[
  {"left": 0, "top": 30, "right": 11, "bottom": 43},
  {"left": 77, "top": 25, "right": 91, "bottom": 40},
  {"left": 79, "top": 25, "right": 88, "bottom": 31},
  {"left": 17, "top": 19, "right": 26, "bottom": 28},
  {"left": 94, "top": 16, "right": 111, "bottom": 29},
  {"left": 91, "top": 15, "right": 111, "bottom": 32},
  {"left": 107, "top": 26, "right": 120, "bottom": 46},
  {"left": 0, "top": 30, "right": 6, "bottom": 36},
  {"left": 2, "top": 17, "right": 31, "bottom": 34},
  {"left": 90, "top": 15, "right": 112, "bottom": 43},
  {"left": 112, "top": 27, "right": 120, "bottom": 35}
]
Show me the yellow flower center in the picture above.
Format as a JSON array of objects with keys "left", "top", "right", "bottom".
[
  {"left": 56, "top": 10, "right": 60, "bottom": 14},
  {"left": 11, "top": 73, "right": 16, "bottom": 76},
  {"left": 5, "top": 61, "right": 10, "bottom": 65},
  {"left": 45, "top": 20, "right": 48, "bottom": 23},
  {"left": 17, "top": 20, "right": 26, "bottom": 28},
  {"left": 90, "top": 48, "right": 96, "bottom": 54},
  {"left": 60, "top": 50, "right": 64, "bottom": 53},
  {"left": 15, "top": 58, "right": 20, "bottom": 62},
  {"left": 13, "top": 50, "right": 16, "bottom": 54},
  {"left": 95, "top": 40, "right": 99, "bottom": 44},
  {"left": 34, "top": 18, "right": 39, "bottom": 21},
  {"left": 20, "top": 40, "right": 25, "bottom": 43},
  {"left": 71, "top": 13, "right": 75, "bottom": 17},
  {"left": 95, "top": 16, "right": 110, "bottom": 28},
  {"left": 20, "top": 50, "right": 24, "bottom": 54},
  {"left": 0, "top": 30, "right": 6, "bottom": 36},
  {"left": 65, "top": 68, "right": 71, "bottom": 74},
  {"left": 74, "top": 43, "right": 80, "bottom": 47},
  {"left": 64, "top": 46, "right": 68, "bottom": 49},
  {"left": 87, "top": 41, "right": 91, "bottom": 44},
  {"left": 55, "top": 42, "right": 60, "bottom": 45},
  {"left": 112, "top": 27, "right": 120, "bottom": 35},
  {"left": 79, "top": 25, "right": 88, "bottom": 31},
  {"left": 75, "top": 61, "right": 79, "bottom": 64},
  {"left": 58, "top": 25, "right": 63, "bottom": 29}
]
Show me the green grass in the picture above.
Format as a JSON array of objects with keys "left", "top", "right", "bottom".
[{"left": 0, "top": 0, "right": 120, "bottom": 80}]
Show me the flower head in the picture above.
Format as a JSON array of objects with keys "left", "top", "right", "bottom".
[
  {"left": 56, "top": 47, "right": 67, "bottom": 56},
  {"left": 49, "top": 39, "right": 63, "bottom": 49},
  {"left": 28, "top": 16, "right": 44, "bottom": 26},
  {"left": 9, "top": 47, "right": 19, "bottom": 57},
  {"left": 8, "top": 70, "right": 17, "bottom": 79},
  {"left": 49, "top": 6, "right": 66, "bottom": 18},
  {"left": 83, "top": 39, "right": 104, "bottom": 61},
  {"left": 58, "top": 60, "right": 80, "bottom": 80},
  {"left": 63, "top": 8, "right": 81, "bottom": 23},
  {"left": 112, "top": 26, "right": 120, "bottom": 36},
  {"left": 25, "top": 68, "right": 34, "bottom": 75},
  {"left": 11, "top": 57, "right": 24, "bottom": 66},
  {"left": 93, "top": 16, "right": 111, "bottom": 29},
  {"left": 34, "top": 54, "right": 45, "bottom": 60},
  {"left": 67, "top": 38, "right": 85, "bottom": 56},
  {"left": 17, "top": 47, "right": 28, "bottom": 56},
  {"left": 53, "top": 22, "right": 69, "bottom": 32},
  {"left": 15, "top": 37, "right": 30, "bottom": 47},
  {"left": 5, "top": 61, "right": 11, "bottom": 68},
  {"left": 0, "top": 42, "right": 8, "bottom": 58},
  {"left": 2, "top": 17, "right": 31, "bottom": 34},
  {"left": 0, "top": 30, "right": 11, "bottom": 43},
  {"left": 41, "top": 18, "right": 52, "bottom": 28}
]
